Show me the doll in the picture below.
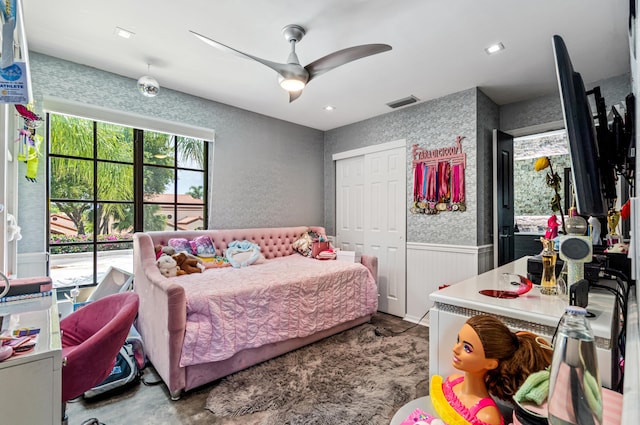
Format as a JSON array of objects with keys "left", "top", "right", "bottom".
[{"left": 430, "top": 315, "right": 553, "bottom": 425}]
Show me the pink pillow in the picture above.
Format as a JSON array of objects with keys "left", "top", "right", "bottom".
[
  {"left": 189, "top": 235, "right": 216, "bottom": 257},
  {"left": 168, "top": 238, "right": 194, "bottom": 255}
]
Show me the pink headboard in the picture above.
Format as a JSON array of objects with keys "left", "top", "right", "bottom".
[{"left": 143, "top": 226, "right": 326, "bottom": 260}]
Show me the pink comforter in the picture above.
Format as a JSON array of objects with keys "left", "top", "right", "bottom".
[{"left": 175, "top": 255, "right": 378, "bottom": 367}]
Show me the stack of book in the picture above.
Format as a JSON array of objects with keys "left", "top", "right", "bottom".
[{"left": 0, "top": 276, "right": 53, "bottom": 303}]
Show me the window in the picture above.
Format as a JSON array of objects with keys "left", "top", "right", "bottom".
[
  {"left": 512, "top": 129, "right": 569, "bottom": 233},
  {"left": 47, "top": 113, "right": 209, "bottom": 288},
  {"left": 139, "top": 130, "right": 207, "bottom": 231}
]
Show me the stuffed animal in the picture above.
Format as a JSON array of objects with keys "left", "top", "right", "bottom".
[
  {"left": 165, "top": 244, "right": 205, "bottom": 265},
  {"left": 6, "top": 213, "right": 21, "bottom": 242},
  {"left": 225, "top": 240, "right": 262, "bottom": 268},
  {"left": 173, "top": 252, "right": 202, "bottom": 274},
  {"left": 155, "top": 244, "right": 177, "bottom": 260},
  {"left": 157, "top": 255, "right": 180, "bottom": 278},
  {"left": 162, "top": 246, "right": 176, "bottom": 256}
]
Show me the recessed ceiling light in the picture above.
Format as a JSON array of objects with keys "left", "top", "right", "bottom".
[
  {"left": 115, "top": 27, "right": 135, "bottom": 39},
  {"left": 485, "top": 42, "right": 505, "bottom": 55},
  {"left": 324, "top": 105, "right": 335, "bottom": 111}
]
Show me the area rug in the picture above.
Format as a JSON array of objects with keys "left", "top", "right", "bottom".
[{"left": 205, "top": 317, "right": 429, "bottom": 425}]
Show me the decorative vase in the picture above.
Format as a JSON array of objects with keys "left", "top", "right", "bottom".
[{"left": 540, "top": 238, "right": 557, "bottom": 296}]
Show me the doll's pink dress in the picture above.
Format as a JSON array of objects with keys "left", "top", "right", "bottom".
[{"left": 442, "top": 376, "right": 504, "bottom": 425}]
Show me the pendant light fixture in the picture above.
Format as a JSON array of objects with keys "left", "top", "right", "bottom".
[{"left": 137, "top": 64, "right": 160, "bottom": 97}]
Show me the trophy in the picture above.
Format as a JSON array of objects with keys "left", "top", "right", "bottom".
[{"left": 607, "top": 208, "right": 621, "bottom": 246}]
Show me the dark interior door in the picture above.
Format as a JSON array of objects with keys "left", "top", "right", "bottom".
[{"left": 495, "top": 130, "right": 514, "bottom": 266}]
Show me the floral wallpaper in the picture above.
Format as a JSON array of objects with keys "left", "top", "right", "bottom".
[
  {"left": 18, "top": 52, "right": 630, "bottom": 254},
  {"left": 325, "top": 88, "right": 482, "bottom": 246},
  {"left": 18, "top": 53, "right": 325, "bottom": 253}
]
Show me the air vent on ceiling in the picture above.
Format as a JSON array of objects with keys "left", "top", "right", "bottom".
[{"left": 386, "top": 95, "right": 419, "bottom": 109}]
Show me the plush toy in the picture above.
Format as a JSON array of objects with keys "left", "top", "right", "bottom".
[
  {"left": 225, "top": 240, "right": 262, "bottom": 268},
  {"left": 154, "top": 245, "right": 182, "bottom": 260},
  {"left": 6, "top": 213, "right": 22, "bottom": 242},
  {"left": 162, "top": 245, "right": 176, "bottom": 256},
  {"left": 154, "top": 245, "right": 165, "bottom": 260},
  {"left": 173, "top": 252, "right": 202, "bottom": 274},
  {"left": 164, "top": 244, "right": 206, "bottom": 264},
  {"left": 157, "top": 255, "right": 180, "bottom": 278}
]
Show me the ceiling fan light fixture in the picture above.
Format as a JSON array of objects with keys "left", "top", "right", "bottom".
[
  {"left": 278, "top": 76, "right": 306, "bottom": 92},
  {"left": 137, "top": 64, "right": 160, "bottom": 97},
  {"left": 137, "top": 75, "right": 160, "bottom": 97}
]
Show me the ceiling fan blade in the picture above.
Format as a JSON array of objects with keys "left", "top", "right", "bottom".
[
  {"left": 305, "top": 44, "right": 392, "bottom": 82},
  {"left": 189, "top": 30, "right": 296, "bottom": 78},
  {"left": 289, "top": 90, "right": 303, "bottom": 103}
]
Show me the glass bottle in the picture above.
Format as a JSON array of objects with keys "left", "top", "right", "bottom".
[
  {"left": 556, "top": 259, "right": 569, "bottom": 298},
  {"left": 539, "top": 238, "right": 557, "bottom": 295},
  {"left": 548, "top": 306, "right": 602, "bottom": 425}
]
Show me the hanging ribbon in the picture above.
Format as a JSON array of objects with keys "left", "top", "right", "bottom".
[
  {"left": 413, "top": 163, "right": 423, "bottom": 202},
  {"left": 437, "top": 161, "right": 451, "bottom": 203},
  {"left": 451, "top": 162, "right": 466, "bottom": 211},
  {"left": 420, "top": 163, "right": 427, "bottom": 200},
  {"left": 451, "top": 163, "right": 465, "bottom": 203},
  {"left": 426, "top": 164, "right": 438, "bottom": 202}
]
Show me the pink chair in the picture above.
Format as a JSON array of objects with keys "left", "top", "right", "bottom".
[{"left": 60, "top": 292, "right": 139, "bottom": 425}]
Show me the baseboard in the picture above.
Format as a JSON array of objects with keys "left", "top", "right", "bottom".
[{"left": 403, "top": 311, "right": 430, "bottom": 327}]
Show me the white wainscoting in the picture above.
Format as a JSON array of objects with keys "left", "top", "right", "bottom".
[
  {"left": 405, "top": 242, "right": 493, "bottom": 324},
  {"left": 17, "top": 252, "right": 48, "bottom": 278}
]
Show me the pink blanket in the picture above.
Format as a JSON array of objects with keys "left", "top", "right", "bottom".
[{"left": 174, "top": 255, "right": 378, "bottom": 367}]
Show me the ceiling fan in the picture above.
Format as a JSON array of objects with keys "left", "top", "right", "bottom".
[{"left": 189, "top": 24, "right": 392, "bottom": 102}]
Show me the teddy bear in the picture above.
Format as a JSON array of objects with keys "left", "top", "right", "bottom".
[
  {"left": 172, "top": 252, "right": 202, "bottom": 274},
  {"left": 155, "top": 244, "right": 178, "bottom": 260},
  {"left": 157, "top": 254, "right": 181, "bottom": 277}
]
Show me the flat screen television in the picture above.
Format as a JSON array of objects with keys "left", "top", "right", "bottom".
[{"left": 552, "top": 35, "right": 615, "bottom": 217}]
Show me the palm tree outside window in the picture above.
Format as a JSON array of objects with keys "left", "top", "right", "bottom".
[{"left": 47, "top": 113, "right": 208, "bottom": 289}]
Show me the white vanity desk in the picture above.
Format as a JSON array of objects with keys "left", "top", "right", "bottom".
[
  {"left": 429, "top": 257, "right": 618, "bottom": 389},
  {"left": 0, "top": 296, "right": 62, "bottom": 424}
]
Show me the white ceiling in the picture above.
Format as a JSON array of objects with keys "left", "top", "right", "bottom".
[{"left": 22, "top": 0, "right": 631, "bottom": 131}]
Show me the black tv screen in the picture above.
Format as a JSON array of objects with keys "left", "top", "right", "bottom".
[{"left": 552, "top": 35, "right": 610, "bottom": 217}]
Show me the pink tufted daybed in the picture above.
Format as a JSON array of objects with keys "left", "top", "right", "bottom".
[{"left": 133, "top": 226, "right": 378, "bottom": 399}]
